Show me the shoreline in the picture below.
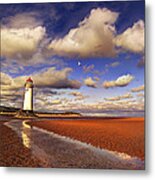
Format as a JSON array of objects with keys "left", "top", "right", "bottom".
[
  {"left": 28, "top": 117, "right": 144, "bottom": 160},
  {"left": 0, "top": 117, "right": 144, "bottom": 169},
  {"left": 4, "top": 119, "right": 144, "bottom": 169},
  {"left": 0, "top": 121, "right": 43, "bottom": 167}
]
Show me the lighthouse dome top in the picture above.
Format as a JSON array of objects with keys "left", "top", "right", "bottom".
[
  {"left": 26, "top": 77, "right": 33, "bottom": 83},
  {"left": 25, "top": 77, "right": 33, "bottom": 88}
]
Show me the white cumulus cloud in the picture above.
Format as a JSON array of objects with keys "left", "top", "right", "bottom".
[
  {"left": 1, "top": 26, "right": 46, "bottom": 61},
  {"left": 115, "top": 20, "right": 144, "bottom": 53},
  {"left": 104, "top": 93, "right": 133, "bottom": 101},
  {"left": 84, "top": 77, "right": 97, "bottom": 88},
  {"left": 1, "top": 67, "right": 81, "bottom": 92},
  {"left": 131, "top": 85, "right": 144, "bottom": 92},
  {"left": 103, "top": 74, "right": 134, "bottom": 89},
  {"left": 48, "top": 8, "right": 119, "bottom": 58}
]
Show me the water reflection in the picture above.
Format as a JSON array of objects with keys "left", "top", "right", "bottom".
[
  {"left": 21, "top": 121, "right": 31, "bottom": 148},
  {"left": 4, "top": 119, "right": 144, "bottom": 169}
]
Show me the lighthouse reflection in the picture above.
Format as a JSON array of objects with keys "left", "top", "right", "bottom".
[{"left": 21, "top": 121, "right": 31, "bottom": 149}]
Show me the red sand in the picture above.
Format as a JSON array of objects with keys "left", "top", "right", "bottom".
[
  {"left": 29, "top": 117, "right": 144, "bottom": 160},
  {"left": 0, "top": 121, "right": 43, "bottom": 167}
]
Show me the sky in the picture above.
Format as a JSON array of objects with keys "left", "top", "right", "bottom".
[{"left": 0, "top": 0, "right": 145, "bottom": 116}]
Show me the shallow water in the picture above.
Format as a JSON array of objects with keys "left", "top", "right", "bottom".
[{"left": 5, "top": 119, "right": 144, "bottom": 169}]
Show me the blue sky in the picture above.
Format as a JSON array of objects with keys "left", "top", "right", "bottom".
[{"left": 0, "top": 1, "right": 145, "bottom": 116}]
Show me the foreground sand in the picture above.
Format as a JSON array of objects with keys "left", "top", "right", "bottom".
[
  {"left": 0, "top": 116, "right": 144, "bottom": 169},
  {"left": 0, "top": 121, "right": 43, "bottom": 167},
  {"left": 29, "top": 117, "right": 144, "bottom": 160}
]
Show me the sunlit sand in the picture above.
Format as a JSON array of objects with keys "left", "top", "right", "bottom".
[{"left": 29, "top": 117, "right": 144, "bottom": 160}]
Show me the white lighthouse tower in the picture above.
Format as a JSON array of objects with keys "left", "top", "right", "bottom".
[{"left": 23, "top": 77, "right": 33, "bottom": 113}]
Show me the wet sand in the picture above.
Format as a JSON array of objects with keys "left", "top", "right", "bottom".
[
  {"left": 29, "top": 117, "right": 144, "bottom": 160},
  {"left": 5, "top": 119, "right": 144, "bottom": 169},
  {"left": 0, "top": 116, "right": 144, "bottom": 169},
  {"left": 0, "top": 121, "right": 43, "bottom": 167}
]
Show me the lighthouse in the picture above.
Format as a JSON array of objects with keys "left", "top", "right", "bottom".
[{"left": 23, "top": 77, "right": 33, "bottom": 113}]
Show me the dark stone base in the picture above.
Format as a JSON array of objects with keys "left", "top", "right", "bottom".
[{"left": 15, "top": 109, "right": 37, "bottom": 118}]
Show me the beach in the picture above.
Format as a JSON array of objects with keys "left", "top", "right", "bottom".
[
  {"left": 0, "top": 116, "right": 144, "bottom": 169},
  {"left": 28, "top": 117, "right": 144, "bottom": 160},
  {"left": 0, "top": 121, "right": 43, "bottom": 167}
]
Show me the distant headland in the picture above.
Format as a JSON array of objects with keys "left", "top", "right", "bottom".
[{"left": 0, "top": 105, "right": 81, "bottom": 118}]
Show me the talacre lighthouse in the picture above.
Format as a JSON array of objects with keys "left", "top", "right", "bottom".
[{"left": 23, "top": 77, "right": 33, "bottom": 113}]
